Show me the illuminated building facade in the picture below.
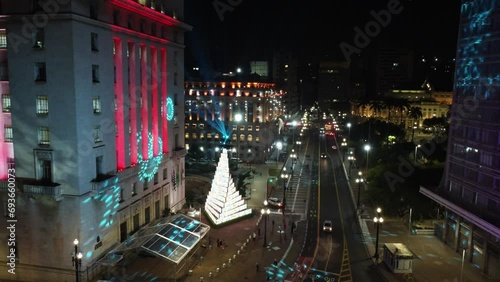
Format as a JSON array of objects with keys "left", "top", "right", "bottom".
[
  {"left": 184, "top": 80, "right": 284, "bottom": 162},
  {"left": 420, "top": 0, "right": 500, "bottom": 278},
  {"left": 0, "top": 0, "right": 190, "bottom": 281}
]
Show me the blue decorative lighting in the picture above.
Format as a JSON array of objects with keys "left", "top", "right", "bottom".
[
  {"left": 137, "top": 132, "right": 163, "bottom": 182},
  {"left": 167, "top": 97, "right": 174, "bottom": 121}
]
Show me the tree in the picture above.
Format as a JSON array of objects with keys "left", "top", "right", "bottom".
[
  {"left": 356, "top": 98, "right": 371, "bottom": 117},
  {"left": 237, "top": 170, "right": 252, "bottom": 196},
  {"left": 394, "top": 98, "right": 411, "bottom": 126},
  {"left": 407, "top": 107, "right": 423, "bottom": 142},
  {"left": 370, "top": 100, "right": 384, "bottom": 117}
]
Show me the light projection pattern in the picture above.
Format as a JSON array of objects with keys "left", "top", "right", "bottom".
[
  {"left": 455, "top": 0, "right": 499, "bottom": 100},
  {"left": 204, "top": 149, "right": 252, "bottom": 225},
  {"left": 189, "top": 97, "right": 230, "bottom": 143},
  {"left": 167, "top": 97, "right": 174, "bottom": 121},
  {"left": 137, "top": 132, "right": 163, "bottom": 182}
]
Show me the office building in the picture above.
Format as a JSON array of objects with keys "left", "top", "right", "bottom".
[
  {"left": 0, "top": 0, "right": 190, "bottom": 280},
  {"left": 420, "top": 0, "right": 500, "bottom": 278}
]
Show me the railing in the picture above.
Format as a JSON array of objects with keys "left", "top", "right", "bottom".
[
  {"left": 24, "top": 183, "right": 63, "bottom": 201},
  {"left": 172, "top": 148, "right": 186, "bottom": 158},
  {"left": 91, "top": 174, "right": 117, "bottom": 195}
]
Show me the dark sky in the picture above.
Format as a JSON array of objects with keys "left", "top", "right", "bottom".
[{"left": 184, "top": 0, "right": 461, "bottom": 72}]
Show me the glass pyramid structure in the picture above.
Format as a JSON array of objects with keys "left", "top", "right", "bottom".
[{"left": 204, "top": 149, "right": 252, "bottom": 225}]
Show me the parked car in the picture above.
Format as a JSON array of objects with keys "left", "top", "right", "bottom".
[
  {"left": 323, "top": 220, "right": 333, "bottom": 232},
  {"left": 267, "top": 197, "right": 283, "bottom": 208}
]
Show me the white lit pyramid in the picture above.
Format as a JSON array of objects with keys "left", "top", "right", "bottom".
[{"left": 204, "top": 149, "right": 252, "bottom": 225}]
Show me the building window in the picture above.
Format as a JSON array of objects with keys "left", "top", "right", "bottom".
[
  {"left": 132, "top": 182, "right": 137, "bottom": 196},
  {"left": 92, "top": 65, "right": 100, "bottom": 83},
  {"left": 0, "top": 30, "right": 6, "bottom": 48},
  {"left": 247, "top": 134, "right": 253, "bottom": 142},
  {"left": 119, "top": 188, "right": 124, "bottom": 202},
  {"left": 36, "top": 95, "right": 49, "bottom": 115},
  {"left": 163, "top": 168, "right": 167, "bottom": 180},
  {"left": 128, "top": 15, "right": 134, "bottom": 29},
  {"left": 151, "top": 23, "right": 156, "bottom": 36},
  {"left": 154, "top": 172, "right": 158, "bottom": 184},
  {"left": 93, "top": 96, "right": 101, "bottom": 114},
  {"left": 240, "top": 134, "right": 245, "bottom": 141},
  {"left": 255, "top": 126, "right": 260, "bottom": 131},
  {"left": 89, "top": 2, "right": 97, "bottom": 19},
  {"left": 91, "top": 33, "right": 99, "bottom": 51},
  {"left": 38, "top": 126, "right": 50, "bottom": 145},
  {"left": 174, "top": 51, "right": 178, "bottom": 66},
  {"left": 140, "top": 20, "right": 145, "bottom": 33},
  {"left": 173, "top": 72, "right": 178, "bottom": 86},
  {"left": 174, "top": 93, "right": 178, "bottom": 105},
  {"left": 40, "top": 160, "right": 52, "bottom": 182},
  {"left": 94, "top": 126, "right": 102, "bottom": 143},
  {"left": 256, "top": 136, "right": 260, "bottom": 143},
  {"left": 4, "top": 126, "right": 12, "bottom": 142},
  {"left": 33, "top": 28, "right": 44, "bottom": 48},
  {"left": 113, "top": 10, "right": 120, "bottom": 25},
  {"left": 161, "top": 27, "right": 166, "bottom": 38},
  {"left": 2, "top": 95, "right": 10, "bottom": 112},
  {"left": 95, "top": 155, "right": 103, "bottom": 176},
  {"left": 0, "top": 64, "right": 7, "bottom": 81},
  {"left": 247, "top": 125, "right": 252, "bottom": 131},
  {"left": 232, "top": 125, "right": 237, "bottom": 131},
  {"left": 35, "top": 62, "right": 46, "bottom": 82},
  {"left": 185, "top": 133, "right": 189, "bottom": 139},
  {"left": 143, "top": 180, "right": 148, "bottom": 190}
]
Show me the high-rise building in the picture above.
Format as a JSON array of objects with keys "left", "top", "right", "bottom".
[
  {"left": 375, "top": 47, "right": 415, "bottom": 96},
  {"left": 0, "top": 1, "right": 190, "bottom": 281},
  {"left": 318, "top": 61, "right": 350, "bottom": 103},
  {"left": 420, "top": 0, "right": 500, "bottom": 278},
  {"left": 273, "top": 52, "right": 299, "bottom": 115}
]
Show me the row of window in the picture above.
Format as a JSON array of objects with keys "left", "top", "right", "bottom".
[
  {"left": 185, "top": 133, "right": 260, "bottom": 142},
  {"left": 184, "top": 123, "right": 260, "bottom": 131},
  {"left": 2, "top": 125, "right": 103, "bottom": 145},
  {"left": 112, "top": 9, "right": 179, "bottom": 43},
  {"left": 1, "top": 95, "right": 101, "bottom": 115}
]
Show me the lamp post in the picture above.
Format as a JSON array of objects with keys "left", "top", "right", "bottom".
[
  {"left": 373, "top": 207, "right": 383, "bottom": 260},
  {"left": 281, "top": 168, "right": 289, "bottom": 212},
  {"left": 72, "top": 239, "right": 83, "bottom": 282},
  {"left": 276, "top": 141, "right": 283, "bottom": 166},
  {"left": 235, "top": 113, "right": 243, "bottom": 169},
  {"left": 364, "top": 144, "right": 371, "bottom": 173},
  {"left": 414, "top": 144, "right": 421, "bottom": 165},
  {"left": 261, "top": 201, "right": 271, "bottom": 248},
  {"left": 291, "top": 120, "right": 297, "bottom": 145},
  {"left": 460, "top": 248, "right": 466, "bottom": 282},
  {"left": 341, "top": 139, "right": 347, "bottom": 162},
  {"left": 347, "top": 123, "right": 351, "bottom": 140},
  {"left": 356, "top": 172, "right": 364, "bottom": 208}
]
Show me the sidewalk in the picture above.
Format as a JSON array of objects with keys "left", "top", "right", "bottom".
[{"left": 342, "top": 153, "right": 493, "bottom": 282}]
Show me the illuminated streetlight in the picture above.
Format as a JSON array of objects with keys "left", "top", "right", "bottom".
[
  {"left": 72, "top": 239, "right": 83, "bottom": 282},
  {"left": 373, "top": 207, "right": 383, "bottom": 259},
  {"left": 235, "top": 113, "right": 243, "bottom": 168},
  {"left": 414, "top": 144, "right": 421, "bottom": 165},
  {"left": 356, "top": 172, "right": 364, "bottom": 208},
  {"left": 261, "top": 201, "right": 271, "bottom": 248},
  {"left": 364, "top": 144, "right": 371, "bottom": 173},
  {"left": 347, "top": 123, "right": 352, "bottom": 140},
  {"left": 276, "top": 141, "right": 283, "bottom": 165}
]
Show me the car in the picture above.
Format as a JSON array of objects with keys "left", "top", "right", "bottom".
[
  {"left": 323, "top": 220, "right": 333, "bottom": 232},
  {"left": 321, "top": 153, "right": 327, "bottom": 159},
  {"left": 267, "top": 197, "right": 283, "bottom": 208}
]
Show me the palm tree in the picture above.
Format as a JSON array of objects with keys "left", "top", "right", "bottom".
[
  {"left": 356, "top": 98, "right": 371, "bottom": 117},
  {"left": 370, "top": 100, "right": 384, "bottom": 117},
  {"left": 407, "top": 106, "right": 423, "bottom": 142},
  {"left": 395, "top": 98, "right": 411, "bottom": 126}
]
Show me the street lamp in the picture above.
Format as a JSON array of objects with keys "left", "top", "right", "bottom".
[
  {"left": 373, "top": 207, "right": 384, "bottom": 260},
  {"left": 235, "top": 113, "right": 243, "bottom": 168},
  {"left": 414, "top": 144, "right": 421, "bottom": 165},
  {"left": 364, "top": 144, "right": 371, "bottom": 173},
  {"left": 72, "top": 239, "right": 83, "bottom": 282},
  {"left": 261, "top": 201, "right": 271, "bottom": 248},
  {"left": 347, "top": 123, "right": 351, "bottom": 140},
  {"left": 281, "top": 168, "right": 289, "bottom": 212},
  {"left": 356, "top": 172, "right": 364, "bottom": 208},
  {"left": 276, "top": 141, "right": 283, "bottom": 165},
  {"left": 291, "top": 120, "right": 298, "bottom": 145},
  {"left": 341, "top": 139, "right": 347, "bottom": 162}
]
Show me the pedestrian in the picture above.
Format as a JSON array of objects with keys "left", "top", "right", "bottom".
[{"left": 256, "top": 262, "right": 259, "bottom": 272}]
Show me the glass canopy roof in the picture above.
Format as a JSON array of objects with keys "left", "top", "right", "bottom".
[{"left": 98, "top": 214, "right": 210, "bottom": 266}]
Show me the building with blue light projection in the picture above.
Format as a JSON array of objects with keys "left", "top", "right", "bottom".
[
  {"left": 184, "top": 80, "right": 286, "bottom": 162},
  {"left": 420, "top": 0, "right": 500, "bottom": 278},
  {"left": 0, "top": 1, "right": 190, "bottom": 281}
]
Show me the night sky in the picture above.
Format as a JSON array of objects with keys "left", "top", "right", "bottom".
[{"left": 184, "top": 0, "right": 461, "bottom": 72}]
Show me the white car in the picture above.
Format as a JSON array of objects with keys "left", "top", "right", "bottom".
[
  {"left": 267, "top": 197, "right": 283, "bottom": 208},
  {"left": 323, "top": 220, "right": 332, "bottom": 232}
]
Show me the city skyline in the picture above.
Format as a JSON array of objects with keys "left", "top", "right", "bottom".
[{"left": 185, "top": 0, "right": 462, "bottom": 72}]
